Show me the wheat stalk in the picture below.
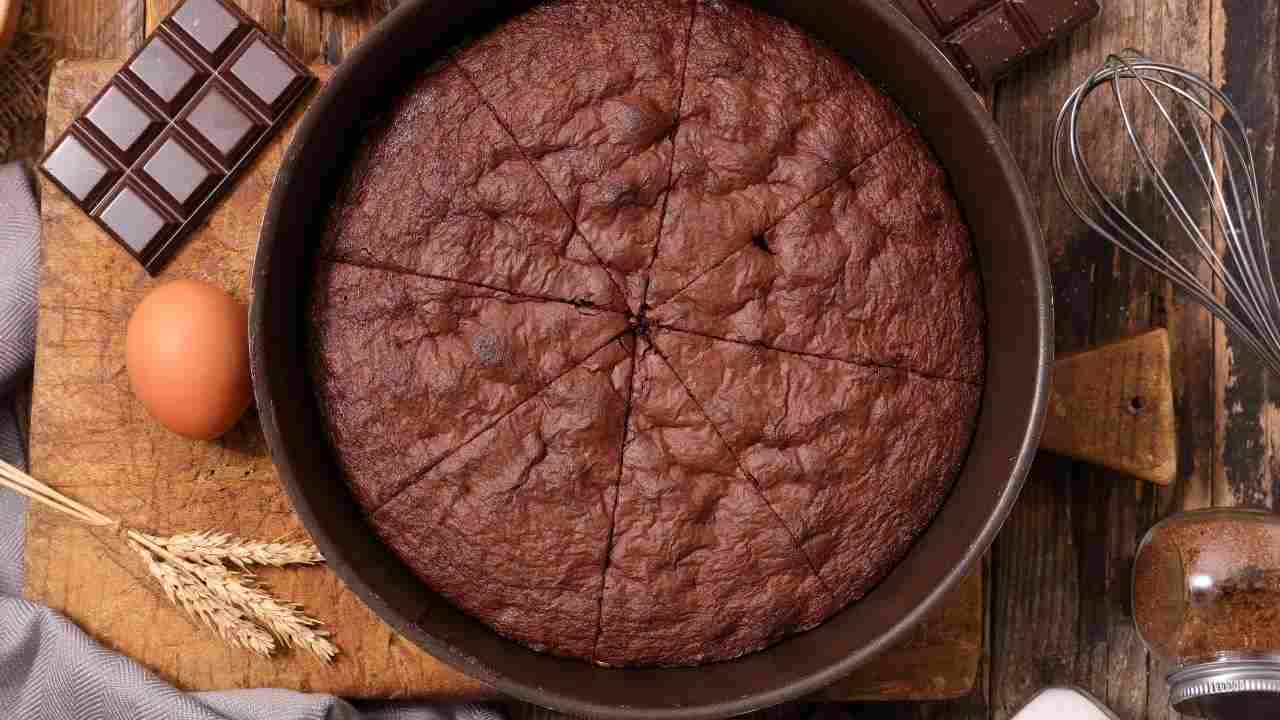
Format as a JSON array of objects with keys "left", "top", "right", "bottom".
[
  {"left": 134, "top": 531, "right": 324, "bottom": 568},
  {"left": 0, "top": 459, "right": 337, "bottom": 661},
  {"left": 129, "top": 539, "right": 277, "bottom": 657},
  {"left": 188, "top": 563, "right": 337, "bottom": 661},
  {"left": 129, "top": 532, "right": 338, "bottom": 662}
]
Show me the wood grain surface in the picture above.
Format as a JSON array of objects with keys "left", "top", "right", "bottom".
[
  {"left": 1042, "top": 329, "right": 1177, "bottom": 485},
  {"left": 987, "top": 1, "right": 1272, "bottom": 719},
  {"left": 25, "top": 0, "right": 1280, "bottom": 718},
  {"left": 26, "top": 54, "right": 982, "bottom": 703}
]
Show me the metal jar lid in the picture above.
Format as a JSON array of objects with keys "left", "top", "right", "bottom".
[{"left": 1169, "top": 656, "right": 1280, "bottom": 718}]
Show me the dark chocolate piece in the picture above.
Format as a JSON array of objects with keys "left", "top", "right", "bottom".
[
  {"left": 96, "top": 182, "right": 178, "bottom": 254},
  {"left": 169, "top": 0, "right": 250, "bottom": 63},
  {"left": 42, "top": 129, "right": 121, "bottom": 207},
  {"left": 39, "top": 0, "right": 313, "bottom": 273},
  {"left": 137, "top": 129, "right": 223, "bottom": 213},
  {"left": 123, "top": 32, "right": 208, "bottom": 115},
  {"left": 82, "top": 81, "right": 163, "bottom": 162},
  {"left": 225, "top": 35, "right": 310, "bottom": 115},
  {"left": 892, "top": 0, "right": 1099, "bottom": 86},
  {"left": 178, "top": 80, "right": 264, "bottom": 166}
]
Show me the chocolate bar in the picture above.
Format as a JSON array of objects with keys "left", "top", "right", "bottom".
[
  {"left": 40, "top": 0, "right": 313, "bottom": 273},
  {"left": 893, "top": 0, "right": 1100, "bottom": 87}
]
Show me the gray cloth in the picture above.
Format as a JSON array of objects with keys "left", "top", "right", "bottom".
[
  {"left": 0, "top": 160, "right": 36, "bottom": 600},
  {"left": 0, "top": 161, "right": 505, "bottom": 720}
]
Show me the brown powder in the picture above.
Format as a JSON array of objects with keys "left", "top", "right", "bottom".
[{"left": 1134, "top": 513, "right": 1280, "bottom": 665}]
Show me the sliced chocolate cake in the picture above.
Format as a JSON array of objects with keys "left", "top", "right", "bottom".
[{"left": 311, "top": 0, "right": 985, "bottom": 666}]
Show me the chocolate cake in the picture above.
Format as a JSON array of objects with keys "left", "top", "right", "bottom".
[{"left": 311, "top": 0, "right": 985, "bottom": 667}]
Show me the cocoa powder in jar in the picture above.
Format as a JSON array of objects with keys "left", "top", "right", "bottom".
[{"left": 1134, "top": 512, "right": 1280, "bottom": 665}]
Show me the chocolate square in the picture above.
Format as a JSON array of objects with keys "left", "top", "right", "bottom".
[
  {"left": 138, "top": 130, "right": 223, "bottom": 213},
  {"left": 946, "top": 5, "right": 1037, "bottom": 82},
  {"left": 926, "top": 0, "right": 995, "bottom": 29},
  {"left": 1013, "top": 0, "right": 1098, "bottom": 39},
  {"left": 41, "top": 130, "right": 121, "bottom": 207},
  {"left": 96, "top": 183, "right": 178, "bottom": 255},
  {"left": 169, "top": 0, "right": 249, "bottom": 63},
  {"left": 892, "top": 0, "right": 1099, "bottom": 86},
  {"left": 123, "top": 31, "right": 209, "bottom": 115},
  {"left": 178, "top": 80, "right": 265, "bottom": 166},
  {"left": 226, "top": 33, "right": 308, "bottom": 115},
  {"left": 894, "top": 0, "right": 944, "bottom": 40},
  {"left": 82, "top": 81, "right": 164, "bottom": 162}
]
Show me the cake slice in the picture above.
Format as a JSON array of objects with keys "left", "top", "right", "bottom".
[
  {"left": 644, "top": 0, "right": 911, "bottom": 307},
  {"left": 309, "top": 263, "right": 628, "bottom": 509},
  {"left": 594, "top": 338, "right": 835, "bottom": 666},
  {"left": 652, "top": 330, "right": 979, "bottom": 608},
  {"left": 652, "top": 134, "right": 984, "bottom": 383},
  {"left": 320, "top": 61, "right": 625, "bottom": 312},
  {"left": 371, "top": 337, "right": 633, "bottom": 660},
  {"left": 454, "top": 0, "right": 696, "bottom": 312}
]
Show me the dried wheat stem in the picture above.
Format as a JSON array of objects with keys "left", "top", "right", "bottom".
[
  {"left": 0, "top": 460, "right": 116, "bottom": 526},
  {"left": 128, "top": 539, "right": 276, "bottom": 657},
  {"left": 0, "top": 472, "right": 101, "bottom": 525},
  {"left": 137, "top": 531, "right": 324, "bottom": 568},
  {"left": 127, "top": 531, "right": 337, "bottom": 662},
  {"left": 191, "top": 563, "right": 338, "bottom": 662}
]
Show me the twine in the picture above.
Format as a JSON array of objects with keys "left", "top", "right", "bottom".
[{"left": 0, "top": 0, "right": 54, "bottom": 162}]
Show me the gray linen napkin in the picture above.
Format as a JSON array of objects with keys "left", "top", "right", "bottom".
[{"left": 0, "top": 161, "right": 504, "bottom": 720}]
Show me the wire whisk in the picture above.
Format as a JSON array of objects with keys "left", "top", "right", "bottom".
[{"left": 1053, "top": 51, "right": 1280, "bottom": 375}]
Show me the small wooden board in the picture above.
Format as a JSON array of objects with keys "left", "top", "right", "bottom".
[
  {"left": 1042, "top": 328, "right": 1177, "bottom": 484},
  {"left": 26, "top": 60, "right": 982, "bottom": 701}
]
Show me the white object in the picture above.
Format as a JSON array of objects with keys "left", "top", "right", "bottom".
[{"left": 1012, "top": 687, "right": 1119, "bottom": 720}]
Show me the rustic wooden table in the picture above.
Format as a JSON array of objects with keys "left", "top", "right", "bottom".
[{"left": 21, "top": 0, "right": 1271, "bottom": 718}]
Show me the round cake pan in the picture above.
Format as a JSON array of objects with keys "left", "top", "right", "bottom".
[{"left": 251, "top": 1, "right": 1052, "bottom": 717}]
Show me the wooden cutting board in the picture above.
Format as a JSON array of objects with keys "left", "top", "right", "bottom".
[{"left": 26, "top": 59, "right": 983, "bottom": 701}]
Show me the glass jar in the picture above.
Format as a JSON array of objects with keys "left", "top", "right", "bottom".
[{"left": 1133, "top": 508, "right": 1280, "bottom": 717}]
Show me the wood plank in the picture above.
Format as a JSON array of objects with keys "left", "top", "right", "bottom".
[
  {"left": 282, "top": 0, "right": 384, "bottom": 65},
  {"left": 821, "top": 570, "right": 982, "bottom": 701},
  {"left": 32, "top": 0, "right": 139, "bottom": 58},
  {"left": 1042, "top": 330, "right": 1177, "bottom": 484},
  {"left": 1140, "top": 3, "right": 1280, "bottom": 718},
  {"left": 823, "top": 559, "right": 993, "bottom": 719},
  {"left": 989, "top": 0, "right": 1214, "bottom": 717},
  {"left": 1215, "top": 1, "right": 1280, "bottom": 511}
]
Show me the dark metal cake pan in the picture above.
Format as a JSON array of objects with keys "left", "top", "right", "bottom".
[{"left": 251, "top": 1, "right": 1052, "bottom": 717}]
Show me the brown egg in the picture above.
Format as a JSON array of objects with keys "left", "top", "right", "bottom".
[{"left": 125, "top": 279, "right": 252, "bottom": 440}]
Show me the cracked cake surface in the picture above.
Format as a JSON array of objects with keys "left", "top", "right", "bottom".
[{"left": 311, "top": 0, "right": 986, "bottom": 666}]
